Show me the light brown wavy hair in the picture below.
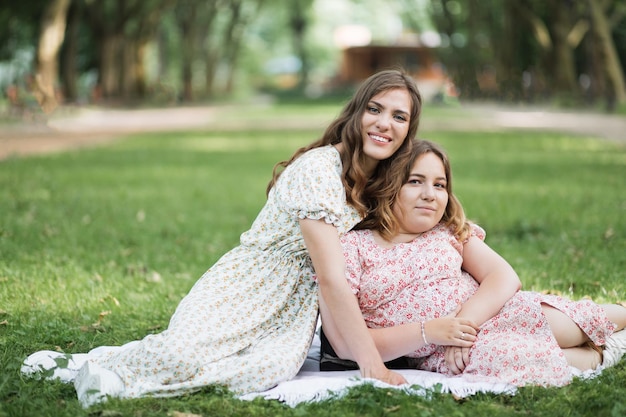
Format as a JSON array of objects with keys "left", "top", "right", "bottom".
[
  {"left": 266, "top": 69, "right": 422, "bottom": 217},
  {"left": 356, "top": 139, "right": 472, "bottom": 241}
]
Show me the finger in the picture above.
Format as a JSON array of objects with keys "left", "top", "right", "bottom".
[
  {"left": 447, "top": 356, "right": 460, "bottom": 375},
  {"left": 460, "top": 319, "right": 480, "bottom": 331},
  {"left": 463, "top": 331, "right": 477, "bottom": 342},
  {"left": 390, "top": 370, "right": 407, "bottom": 385},
  {"left": 453, "top": 349, "right": 465, "bottom": 373},
  {"left": 445, "top": 350, "right": 458, "bottom": 374},
  {"left": 461, "top": 325, "right": 477, "bottom": 336},
  {"left": 389, "top": 374, "right": 407, "bottom": 385},
  {"left": 462, "top": 347, "right": 470, "bottom": 365}
]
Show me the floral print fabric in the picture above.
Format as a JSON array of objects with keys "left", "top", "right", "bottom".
[
  {"left": 90, "top": 145, "right": 362, "bottom": 398},
  {"left": 341, "top": 223, "right": 616, "bottom": 387}
]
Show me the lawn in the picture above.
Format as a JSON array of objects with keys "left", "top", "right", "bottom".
[{"left": 0, "top": 105, "right": 625, "bottom": 417}]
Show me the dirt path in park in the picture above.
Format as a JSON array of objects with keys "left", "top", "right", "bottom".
[{"left": 0, "top": 103, "right": 624, "bottom": 160}]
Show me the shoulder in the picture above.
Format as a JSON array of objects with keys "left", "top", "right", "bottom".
[
  {"left": 341, "top": 228, "right": 370, "bottom": 244},
  {"left": 469, "top": 223, "right": 486, "bottom": 241},
  {"left": 293, "top": 145, "right": 340, "bottom": 168}
]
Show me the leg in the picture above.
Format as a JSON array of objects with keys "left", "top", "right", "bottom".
[
  {"left": 562, "top": 346, "right": 602, "bottom": 371},
  {"left": 602, "top": 303, "right": 626, "bottom": 367},
  {"left": 541, "top": 304, "right": 589, "bottom": 348},
  {"left": 602, "top": 303, "right": 626, "bottom": 330}
]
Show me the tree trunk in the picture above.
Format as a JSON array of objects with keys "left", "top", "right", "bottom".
[
  {"left": 288, "top": 0, "right": 312, "bottom": 91},
  {"left": 588, "top": 0, "right": 626, "bottom": 107},
  {"left": 204, "top": 46, "right": 219, "bottom": 98},
  {"left": 222, "top": 0, "right": 244, "bottom": 94},
  {"left": 99, "top": 34, "right": 123, "bottom": 99},
  {"left": 200, "top": 1, "right": 221, "bottom": 97},
  {"left": 496, "top": 1, "right": 526, "bottom": 101},
  {"left": 34, "top": 0, "right": 71, "bottom": 113},
  {"left": 134, "top": 40, "right": 148, "bottom": 98},
  {"left": 548, "top": 0, "right": 579, "bottom": 98},
  {"left": 176, "top": 0, "right": 198, "bottom": 102},
  {"left": 86, "top": 0, "right": 175, "bottom": 103},
  {"left": 60, "top": 0, "right": 80, "bottom": 103},
  {"left": 121, "top": 40, "right": 140, "bottom": 100}
]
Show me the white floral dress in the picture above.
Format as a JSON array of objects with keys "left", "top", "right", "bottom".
[
  {"left": 341, "top": 223, "right": 616, "bottom": 387},
  {"left": 87, "top": 145, "right": 362, "bottom": 398}
]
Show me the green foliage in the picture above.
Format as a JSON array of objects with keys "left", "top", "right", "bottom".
[{"left": 0, "top": 108, "right": 625, "bottom": 415}]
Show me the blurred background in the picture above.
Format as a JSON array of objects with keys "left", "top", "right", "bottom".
[{"left": 1, "top": 0, "right": 625, "bottom": 118}]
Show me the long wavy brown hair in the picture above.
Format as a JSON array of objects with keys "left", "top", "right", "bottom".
[
  {"left": 266, "top": 69, "right": 422, "bottom": 217},
  {"left": 357, "top": 139, "right": 472, "bottom": 241}
]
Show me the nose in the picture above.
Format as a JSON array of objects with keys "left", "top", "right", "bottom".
[
  {"left": 376, "top": 112, "right": 391, "bottom": 130},
  {"left": 421, "top": 184, "right": 435, "bottom": 200}
]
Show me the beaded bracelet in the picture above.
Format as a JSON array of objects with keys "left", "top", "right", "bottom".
[{"left": 420, "top": 321, "right": 428, "bottom": 345}]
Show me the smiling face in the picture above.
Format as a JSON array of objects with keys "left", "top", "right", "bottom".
[
  {"left": 360, "top": 88, "right": 412, "bottom": 174},
  {"left": 392, "top": 151, "right": 449, "bottom": 239}
]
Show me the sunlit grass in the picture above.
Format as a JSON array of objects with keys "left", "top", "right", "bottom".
[{"left": 0, "top": 123, "right": 624, "bottom": 416}]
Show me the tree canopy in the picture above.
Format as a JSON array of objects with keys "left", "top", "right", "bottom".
[{"left": 1, "top": 0, "right": 625, "bottom": 112}]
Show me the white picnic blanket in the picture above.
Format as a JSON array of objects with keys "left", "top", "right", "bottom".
[
  {"left": 23, "top": 333, "right": 602, "bottom": 407},
  {"left": 239, "top": 334, "right": 518, "bottom": 406}
]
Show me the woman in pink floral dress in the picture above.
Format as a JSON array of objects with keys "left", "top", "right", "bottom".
[{"left": 321, "top": 139, "right": 626, "bottom": 387}]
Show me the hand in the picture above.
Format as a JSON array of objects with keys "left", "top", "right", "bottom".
[
  {"left": 360, "top": 364, "right": 407, "bottom": 386},
  {"left": 444, "top": 345, "right": 471, "bottom": 374},
  {"left": 423, "top": 311, "right": 479, "bottom": 348}
]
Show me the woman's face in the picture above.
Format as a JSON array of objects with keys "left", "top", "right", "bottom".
[
  {"left": 360, "top": 88, "right": 411, "bottom": 175},
  {"left": 393, "top": 152, "right": 449, "bottom": 235}
]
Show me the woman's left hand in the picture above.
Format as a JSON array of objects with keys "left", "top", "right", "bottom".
[{"left": 444, "top": 345, "right": 471, "bottom": 374}]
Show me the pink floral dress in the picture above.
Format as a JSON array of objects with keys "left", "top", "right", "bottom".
[{"left": 341, "top": 223, "right": 616, "bottom": 387}]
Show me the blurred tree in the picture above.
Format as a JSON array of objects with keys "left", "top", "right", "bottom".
[
  {"left": 33, "top": 0, "right": 71, "bottom": 113},
  {"left": 286, "top": 0, "right": 314, "bottom": 90},
  {"left": 429, "top": 0, "right": 488, "bottom": 99},
  {"left": 587, "top": 0, "right": 626, "bottom": 109},
  {"left": 427, "top": 0, "right": 625, "bottom": 107},
  {"left": 220, "top": 0, "right": 266, "bottom": 94},
  {"left": 60, "top": 0, "right": 81, "bottom": 102},
  {"left": 83, "top": 0, "right": 175, "bottom": 101},
  {"left": 175, "top": 0, "right": 201, "bottom": 102},
  {"left": 0, "top": 2, "right": 44, "bottom": 60},
  {"left": 510, "top": 0, "right": 584, "bottom": 101},
  {"left": 172, "top": 0, "right": 266, "bottom": 100},
  {"left": 3, "top": 0, "right": 624, "bottom": 108}
]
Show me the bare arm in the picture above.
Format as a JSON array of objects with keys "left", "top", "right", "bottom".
[
  {"left": 322, "top": 298, "right": 478, "bottom": 362},
  {"left": 366, "top": 313, "right": 477, "bottom": 362},
  {"left": 445, "top": 235, "right": 521, "bottom": 374},
  {"left": 299, "top": 218, "right": 407, "bottom": 385},
  {"left": 456, "top": 235, "right": 521, "bottom": 326}
]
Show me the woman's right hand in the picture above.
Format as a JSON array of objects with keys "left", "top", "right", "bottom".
[{"left": 424, "top": 312, "right": 478, "bottom": 348}]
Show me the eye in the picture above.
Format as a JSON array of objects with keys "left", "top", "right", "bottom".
[
  {"left": 394, "top": 113, "right": 408, "bottom": 122},
  {"left": 367, "top": 105, "right": 380, "bottom": 114},
  {"left": 435, "top": 182, "right": 447, "bottom": 189},
  {"left": 408, "top": 178, "right": 423, "bottom": 185}
]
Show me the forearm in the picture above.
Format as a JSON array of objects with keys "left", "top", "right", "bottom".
[
  {"left": 456, "top": 269, "right": 520, "bottom": 326},
  {"left": 459, "top": 236, "right": 522, "bottom": 327},
  {"left": 367, "top": 316, "right": 478, "bottom": 361},
  {"left": 318, "top": 277, "right": 387, "bottom": 367}
]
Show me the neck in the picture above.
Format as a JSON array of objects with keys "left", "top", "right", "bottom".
[
  {"left": 373, "top": 230, "right": 420, "bottom": 247},
  {"left": 362, "top": 156, "right": 378, "bottom": 177},
  {"left": 389, "top": 232, "right": 421, "bottom": 243}
]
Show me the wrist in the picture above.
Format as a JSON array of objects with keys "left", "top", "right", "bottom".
[{"left": 420, "top": 321, "right": 429, "bottom": 345}]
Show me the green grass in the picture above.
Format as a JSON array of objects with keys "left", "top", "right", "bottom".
[{"left": 1, "top": 108, "right": 625, "bottom": 416}]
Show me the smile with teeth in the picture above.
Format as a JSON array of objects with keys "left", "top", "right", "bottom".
[{"left": 369, "top": 133, "right": 391, "bottom": 143}]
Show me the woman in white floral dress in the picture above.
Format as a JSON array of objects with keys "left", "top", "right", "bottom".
[
  {"left": 24, "top": 70, "right": 462, "bottom": 407},
  {"left": 321, "top": 139, "right": 626, "bottom": 387}
]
